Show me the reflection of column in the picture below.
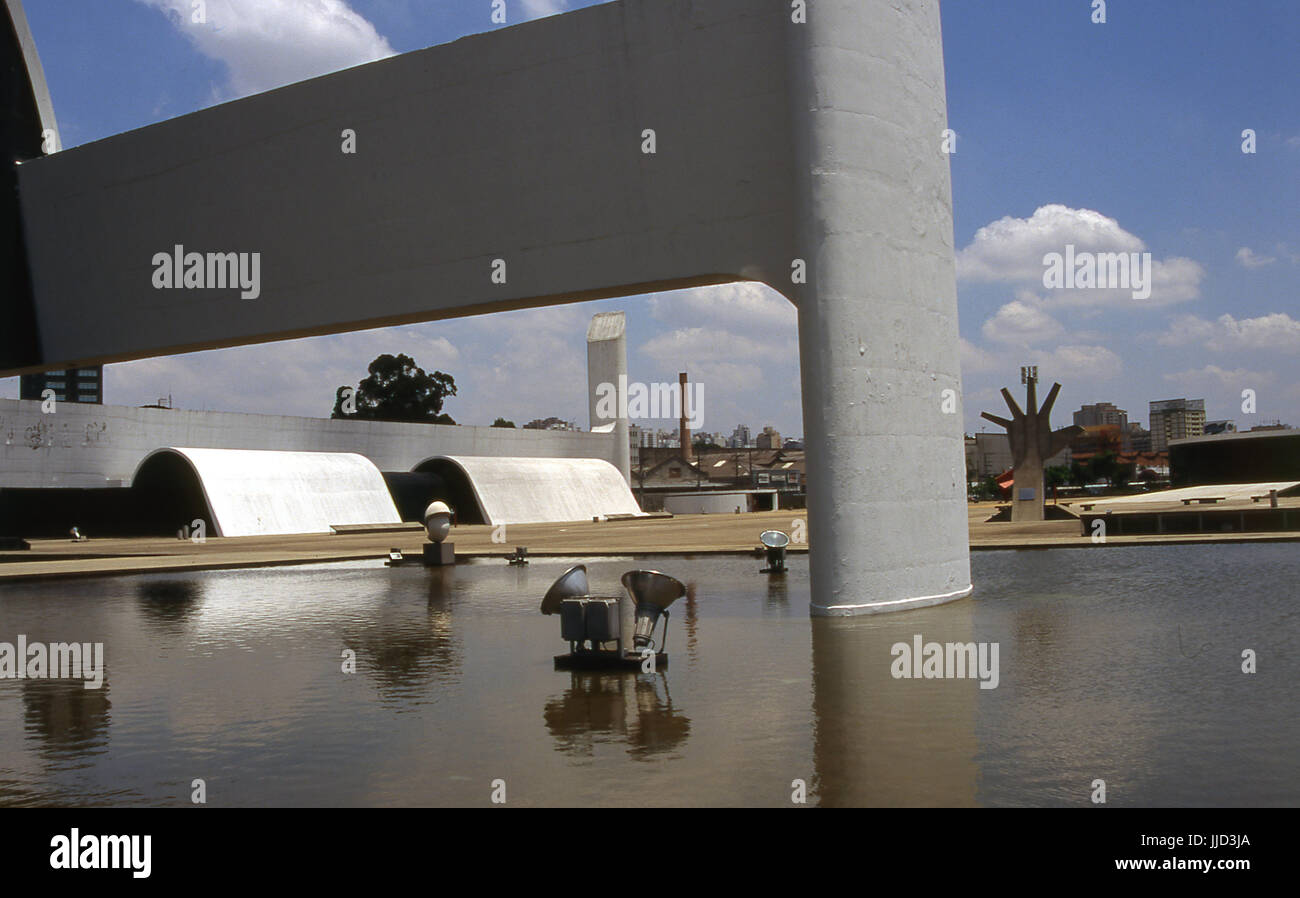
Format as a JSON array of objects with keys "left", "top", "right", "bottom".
[
  {"left": 787, "top": 0, "right": 971, "bottom": 614},
  {"left": 587, "top": 311, "right": 631, "bottom": 485},
  {"left": 811, "top": 603, "right": 980, "bottom": 806}
]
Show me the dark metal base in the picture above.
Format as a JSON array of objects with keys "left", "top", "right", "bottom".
[
  {"left": 554, "top": 651, "right": 668, "bottom": 671},
  {"left": 423, "top": 542, "right": 456, "bottom": 566}
]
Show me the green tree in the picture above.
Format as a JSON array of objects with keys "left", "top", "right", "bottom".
[
  {"left": 491, "top": 417, "right": 516, "bottom": 428},
  {"left": 332, "top": 354, "right": 457, "bottom": 424},
  {"left": 1087, "top": 452, "right": 1120, "bottom": 487}
]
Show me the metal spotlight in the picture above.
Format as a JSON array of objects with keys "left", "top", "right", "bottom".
[
  {"left": 759, "top": 529, "right": 789, "bottom": 574},
  {"left": 541, "top": 566, "right": 685, "bottom": 671},
  {"left": 621, "top": 569, "right": 686, "bottom": 652},
  {"left": 540, "top": 564, "right": 589, "bottom": 615}
]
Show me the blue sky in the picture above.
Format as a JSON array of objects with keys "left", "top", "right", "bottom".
[{"left": 5, "top": 0, "right": 1297, "bottom": 439}]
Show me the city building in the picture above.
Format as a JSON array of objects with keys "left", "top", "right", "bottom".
[
  {"left": 756, "top": 426, "right": 781, "bottom": 450},
  {"left": 729, "top": 424, "right": 752, "bottom": 449},
  {"left": 1149, "top": 398, "right": 1205, "bottom": 453},
  {"left": 1073, "top": 402, "right": 1128, "bottom": 432},
  {"left": 19, "top": 365, "right": 103, "bottom": 404},
  {"left": 1127, "top": 423, "right": 1152, "bottom": 453}
]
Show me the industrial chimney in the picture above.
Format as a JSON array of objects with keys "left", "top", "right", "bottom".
[{"left": 679, "top": 371, "right": 692, "bottom": 462}]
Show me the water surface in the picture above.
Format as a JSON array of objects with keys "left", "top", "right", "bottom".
[{"left": 1, "top": 545, "right": 1295, "bottom": 806}]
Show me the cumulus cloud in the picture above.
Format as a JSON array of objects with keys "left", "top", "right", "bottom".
[
  {"left": 1028, "top": 344, "right": 1123, "bottom": 382},
  {"left": 648, "top": 282, "right": 797, "bottom": 336},
  {"left": 636, "top": 283, "right": 801, "bottom": 432},
  {"left": 959, "top": 338, "right": 1000, "bottom": 375},
  {"left": 1235, "top": 247, "right": 1277, "bottom": 268},
  {"left": 520, "top": 0, "right": 570, "bottom": 18},
  {"left": 136, "top": 0, "right": 396, "bottom": 99},
  {"left": 981, "top": 291, "right": 1063, "bottom": 345},
  {"left": 1157, "top": 312, "right": 1300, "bottom": 352},
  {"left": 956, "top": 204, "right": 1204, "bottom": 307},
  {"left": 1163, "top": 365, "right": 1274, "bottom": 389}
]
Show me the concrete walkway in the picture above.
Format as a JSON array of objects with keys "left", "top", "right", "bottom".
[{"left": 1, "top": 506, "right": 1296, "bottom": 584}]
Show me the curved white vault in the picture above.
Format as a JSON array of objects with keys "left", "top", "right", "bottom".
[
  {"left": 414, "top": 455, "right": 642, "bottom": 525},
  {"left": 134, "top": 448, "right": 401, "bottom": 537}
]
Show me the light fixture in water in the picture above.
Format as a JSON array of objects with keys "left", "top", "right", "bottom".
[
  {"left": 759, "top": 529, "right": 788, "bottom": 574},
  {"left": 541, "top": 567, "right": 684, "bottom": 671},
  {"left": 540, "top": 564, "right": 590, "bottom": 615},
  {"left": 621, "top": 569, "right": 686, "bottom": 651}
]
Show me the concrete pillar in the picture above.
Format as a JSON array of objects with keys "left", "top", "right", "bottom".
[
  {"left": 586, "top": 311, "right": 631, "bottom": 485},
  {"left": 786, "top": 0, "right": 972, "bottom": 614}
]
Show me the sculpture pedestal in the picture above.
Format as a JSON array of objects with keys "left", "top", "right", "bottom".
[{"left": 422, "top": 542, "right": 455, "bottom": 566}]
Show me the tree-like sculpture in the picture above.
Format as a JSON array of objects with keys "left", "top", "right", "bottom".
[{"left": 980, "top": 374, "right": 1082, "bottom": 522}]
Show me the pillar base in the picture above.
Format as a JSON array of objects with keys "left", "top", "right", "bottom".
[{"left": 810, "top": 584, "right": 973, "bottom": 617}]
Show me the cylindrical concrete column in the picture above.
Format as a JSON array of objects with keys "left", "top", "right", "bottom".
[{"left": 785, "top": 0, "right": 971, "bottom": 614}]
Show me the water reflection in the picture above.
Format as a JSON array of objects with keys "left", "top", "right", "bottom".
[
  {"left": 22, "top": 677, "right": 112, "bottom": 758},
  {"left": 764, "top": 573, "right": 789, "bottom": 610},
  {"left": 543, "top": 672, "right": 690, "bottom": 760},
  {"left": 682, "top": 583, "right": 699, "bottom": 662},
  {"left": 136, "top": 579, "right": 204, "bottom": 634},
  {"left": 339, "top": 569, "right": 462, "bottom": 704},
  {"left": 811, "top": 600, "right": 980, "bottom": 807}
]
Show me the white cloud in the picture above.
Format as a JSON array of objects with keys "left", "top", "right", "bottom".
[
  {"left": 956, "top": 204, "right": 1204, "bottom": 307},
  {"left": 1163, "top": 365, "right": 1273, "bottom": 389},
  {"left": 1157, "top": 312, "right": 1300, "bottom": 352},
  {"left": 648, "top": 282, "right": 797, "bottom": 336},
  {"left": 520, "top": 0, "right": 569, "bottom": 19},
  {"left": 136, "top": 0, "right": 396, "bottom": 99},
  {"left": 959, "top": 338, "right": 1000, "bottom": 375},
  {"left": 981, "top": 292, "right": 1063, "bottom": 345},
  {"left": 1235, "top": 247, "right": 1277, "bottom": 269},
  {"left": 1028, "top": 344, "right": 1123, "bottom": 382}
]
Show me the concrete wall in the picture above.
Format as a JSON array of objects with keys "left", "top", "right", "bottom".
[
  {"left": 662, "top": 490, "right": 775, "bottom": 515},
  {"left": 0, "top": 398, "right": 620, "bottom": 488}
]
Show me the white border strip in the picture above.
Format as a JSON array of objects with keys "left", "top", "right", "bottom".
[{"left": 810, "top": 584, "right": 973, "bottom": 617}]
